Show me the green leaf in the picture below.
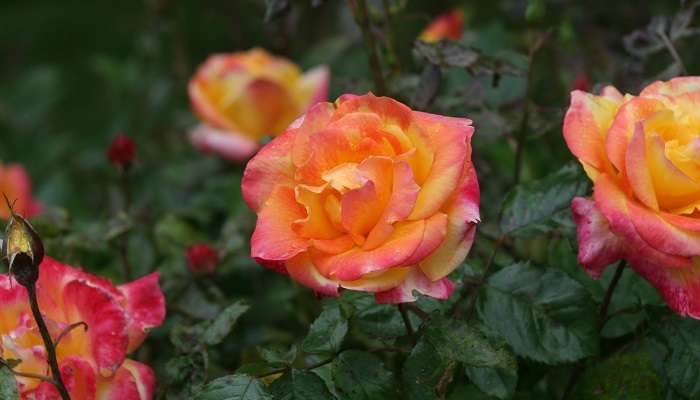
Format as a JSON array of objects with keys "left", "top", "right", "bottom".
[
  {"left": 424, "top": 317, "right": 515, "bottom": 368},
  {"left": 0, "top": 367, "right": 19, "bottom": 400},
  {"left": 414, "top": 40, "right": 480, "bottom": 68},
  {"left": 477, "top": 262, "right": 598, "bottom": 363},
  {"left": 500, "top": 164, "right": 589, "bottom": 237},
  {"left": 269, "top": 369, "right": 334, "bottom": 400},
  {"left": 573, "top": 353, "right": 661, "bottom": 400},
  {"left": 202, "top": 300, "right": 250, "bottom": 346},
  {"left": 649, "top": 316, "right": 700, "bottom": 398},
  {"left": 164, "top": 352, "right": 209, "bottom": 397},
  {"left": 302, "top": 305, "right": 348, "bottom": 355},
  {"left": 332, "top": 350, "right": 397, "bottom": 400},
  {"left": 402, "top": 336, "right": 453, "bottom": 400},
  {"left": 195, "top": 375, "right": 272, "bottom": 400},
  {"left": 259, "top": 344, "right": 298, "bottom": 366},
  {"left": 402, "top": 318, "right": 514, "bottom": 400},
  {"left": 347, "top": 292, "right": 408, "bottom": 339},
  {"left": 464, "top": 366, "right": 517, "bottom": 400}
]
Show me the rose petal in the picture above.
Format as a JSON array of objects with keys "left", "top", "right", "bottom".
[
  {"left": 250, "top": 186, "right": 309, "bottom": 262},
  {"left": 61, "top": 281, "right": 128, "bottom": 377},
  {"left": 242, "top": 127, "right": 297, "bottom": 212},
  {"left": 189, "top": 123, "right": 259, "bottom": 162},
  {"left": 571, "top": 196, "right": 625, "bottom": 278},
  {"left": 408, "top": 111, "right": 472, "bottom": 219},
  {"left": 116, "top": 273, "right": 166, "bottom": 354},
  {"left": 298, "top": 65, "right": 330, "bottom": 109},
  {"left": 563, "top": 90, "right": 621, "bottom": 176},
  {"left": 313, "top": 219, "right": 426, "bottom": 281},
  {"left": 418, "top": 162, "right": 480, "bottom": 280},
  {"left": 285, "top": 252, "right": 339, "bottom": 296},
  {"left": 594, "top": 174, "right": 692, "bottom": 269},
  {"left": 625, "top": 122, "right": 659, "bottom": 210},
  {"left": 375, "top": 268, "right": 454, "bottom": 304}
]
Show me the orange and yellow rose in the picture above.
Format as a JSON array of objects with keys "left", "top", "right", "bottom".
[
  {"left": 242, "top": 93, "right": 480, "bottom": 303},
  {"left": 564, "top": 76, "right": 700, "bottom": 318},
  {"left": 419, "top": 8, "right": 465, "bottom": 43},
  {"left": 0, "top": 163, "right": 42, "bottom": 220},
  {"left": 188, "top": 48, "right": 329, "bottom": 161},
  {"left": 0, "top": 257, "right": 165, "bottom": 399}
]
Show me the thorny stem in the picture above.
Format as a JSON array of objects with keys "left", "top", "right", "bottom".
[
  {"left": 380, "top": 0, "right": 401, "bottom": 74},
  {"left": 459, "top": 235, "right": 506, "bottom": 318},
  {"left": 347, "top": 0, "right": 388, "bottom": 95},
  {"left": 26, "top": 284, "right": 71, "bottom": 400},
  {"left": 118, "top": 167, "right": 134, "bottom": 281},
  {"left": 561, "top": 261, "right": 626, "bottom": 400},
  {"left": 513, "top": 30, "right": 550, "bottom": 184},
  {"left": 398, "top": 303, "right": 416, "bottom": 344},
  {"left": 656, "top": 29, "right": 688, "bottom": 75},
  {"left": 254, "top": 355, "right": 336, "bottom": 379}
]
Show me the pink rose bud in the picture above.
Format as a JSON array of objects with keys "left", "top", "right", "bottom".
[
  {"left": 107, "top": 134, "right": 135, "bottom": 169},
  {"left": 186, "top": 243, "right": 220, "bottom": 274}
]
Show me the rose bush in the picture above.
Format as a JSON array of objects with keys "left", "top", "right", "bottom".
[
  {"left": 242, "top": 93, "right": 479, "bottom": 303},
  {"left": 0, "top": 257, "right": 165, "bottom": 399},
  {"left": 0, "top": 163, "right": 42, "bottom": 220},
  {"left": 565, "top": 76, "right": 700, "bottom": 318},
  {"left": 188, "top": 48, "right": 329, "bottom": 161}
]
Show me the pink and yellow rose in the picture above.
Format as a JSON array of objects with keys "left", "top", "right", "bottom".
[
  {"left": 564, "top": 76, "right": 700, "bottom": 318},
  {"left": 0, "top": 257, "right": 165, "bottom": 399},
  {"left": 188, "top": 48, "right": 329, "bottom": 161},
  {"left": 419, "top": 9, "right": 465, "bottom": 43},
  {"left": 242, "top": 93, "right": 480, "bottom": 303},
  {"left": 0, "top": 163, "right": 42, "bottom": 220}
]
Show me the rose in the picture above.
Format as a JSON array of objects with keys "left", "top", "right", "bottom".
[
  {"left": 0, "top": 257, "right": 166, "bottom": 399},
  {"left": 564, "top": 76, "right": 700, "bottom": 318},
  {"left": 419, "top": 9, "right": 465, "bottom": 43},
  {"left": 242, "top": 93, "right": 480, "bottom": 303},
  {"left": 107, "top": 133, "right": 136, "bottom": 169},
  {"left": 188, "top": 48, "right": 329, "bottom": 161},
  {"left": 0, "top": 162, "right": 42, "bottom": 220}
]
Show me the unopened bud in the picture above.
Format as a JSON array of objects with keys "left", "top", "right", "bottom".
[
  {"left": 1, "top": 195, "right": 44, "bottom": 287},
  {"left": 107, "top": 134, "right": 135, "bottom": 169},
  {"left": 186, "top": 243, "right": 219, "bottom": 274}
]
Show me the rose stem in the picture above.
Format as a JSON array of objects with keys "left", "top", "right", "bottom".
[
  {"left": 347, "top": 0, "right": 388, "bottom": 96},
  {"left": 119, "top": 165, "right": 134, "bottom": 281},
  {"left": 561, "top": 260, "right": 626, "bottom": 400},
  {"left": 398, "top": 303, "right": 416, "bottom": 344},
  {"left": 26, "top": 282, "right": 71, "bottom": 400}
]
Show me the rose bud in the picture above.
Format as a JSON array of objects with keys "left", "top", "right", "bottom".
[
  {"left": 107, "top": 134, "right": 135, "bottom": 169},
  {"left": 564, "top": 76, "right": 700, "bottom": 318},
  {"left": 0, "top": 163, "right": 42, "bottom": 220},
  {"left": 186, "top": 243, "right": 220, "bottom": 274},
  {"left": 572, "top": 72, "right": 591, "bottom": 92},
  {"left": 419, "top": 8, "right": 465, "bottom": 43},
  {"left": 188, "top": 48, "right": 329, "bottom": 161},
  {"left": 242, "top": 93, "right": 480, "bottom": 304},
  {"left": 1, "top": 196, "right": 44, "bottom": 287}
]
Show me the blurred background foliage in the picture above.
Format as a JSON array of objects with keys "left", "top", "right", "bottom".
[{"left": 1, "top": 0, "right": 699, "bottom": 399}]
